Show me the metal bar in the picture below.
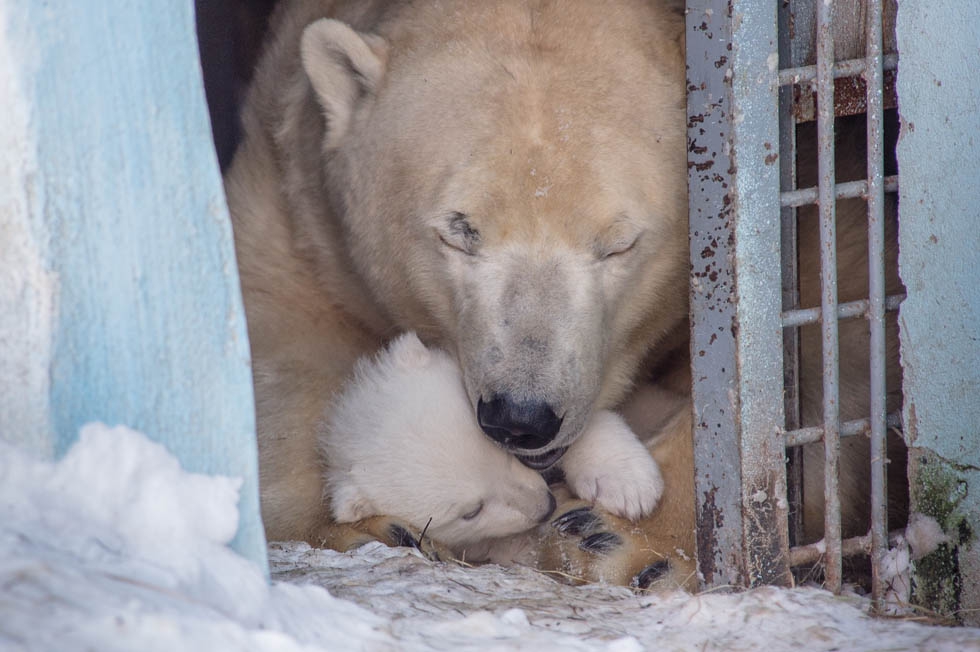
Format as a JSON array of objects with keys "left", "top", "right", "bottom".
[
  {"left": 865, "top": 0, "right": 889, "bottom": 614},
  {"left": 788, "top": 528, "right": 906, "bottom": 568},
  {"left": 785, "top": 411, "right": 903, "bottom": 448},
  {"left": 816, "top": 0, "right": 843, "bottom": 594},
  {"left": 687, "top": 0, "right": 791, "bottom": 590},
  {"left": 780, "top": 175, "right": 898, "bottom": 209},
  {"left": 789, "top": 533, "right": 871, "bottom": 567},
  {"left": 780, "top": 293, "right": 904, "bottom": 329},
  {"left": 778, "top": 52, "right": 899, "bottom": 86},
  {"left": 778, "top": 0, "right": 804, "bottom": 550}
]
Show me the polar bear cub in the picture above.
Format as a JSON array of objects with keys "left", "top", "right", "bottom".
[
  {"left": 320, "top": 332, "right": 663, "bottom": 551},
  {"left": 321, "top": 333, "right": 555, "bottom": 549}
]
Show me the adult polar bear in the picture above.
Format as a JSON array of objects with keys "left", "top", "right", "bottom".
[{"left": 226, "top": 0, "right": 693, "bottom": 584}]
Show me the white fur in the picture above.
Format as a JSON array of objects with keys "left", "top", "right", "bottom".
[
  {"left": 319, "top": 333, "right": 554, "bottom": 549},
  {"left": 228, "top": 0, "right": 688, "bottom": 541},
  {"left": 321, "top": 332, "right": 662, "bottom": 547},
  {"left": 561, "top": 411, "right": 664, "bottom": 521}
]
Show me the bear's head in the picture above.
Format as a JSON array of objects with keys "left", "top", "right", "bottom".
[{"left": 298, "top": 1, "right": 687, "bottom": 467}]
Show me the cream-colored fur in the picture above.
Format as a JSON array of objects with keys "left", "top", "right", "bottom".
[
  {"left": 225, "top": 0, "right": 896, "bottom": 589},
  {"left": 226, "top": 0, "right": 688, "bottom": 546}
]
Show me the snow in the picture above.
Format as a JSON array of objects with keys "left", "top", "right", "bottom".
[{"left": 3, "top": 424, "right": 980, "bottom": 651}]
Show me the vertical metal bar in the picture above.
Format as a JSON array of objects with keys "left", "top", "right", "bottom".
[
  {"left": 865, "top": 0, "right": 888, "bottom": 613},
  {"left": 816, "top": 0, "right": 843, "bottom": 593},
  {"left": 687, "top": 0, "right": 792, "bottom": 590},
  {"left": 778, "top": 0, "right": 804, "bottom": 550}
]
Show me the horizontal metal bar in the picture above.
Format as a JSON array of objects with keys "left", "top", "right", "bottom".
[
  {"left": 788, "top": 527, "right": 904, "bottom": 567},
  {"left": 784, "top": 411, "right": 902, "bottom": 448},
  {"left": 778, "top": 52, "right": 899, "bottom": 87},
  {"left": 780, "top": 175, "right": 899, "bottom": 208},
  {"left": 781, "top": 293, "right": 904, "bottom": 328}
]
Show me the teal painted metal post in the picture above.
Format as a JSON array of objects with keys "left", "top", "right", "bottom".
[
  {"left": 0, "top": 2, "right": 266, "bottom": 573},
  {"left": 896, "top": 1, "right": 980, "bottom": 625}
]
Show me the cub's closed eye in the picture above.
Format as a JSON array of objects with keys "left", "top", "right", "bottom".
[{"left": 461, "top": 502, "right": 484, "bottom": 520}]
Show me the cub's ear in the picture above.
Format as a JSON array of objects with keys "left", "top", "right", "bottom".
[
  {"left": 388, "top": 332, "right": 432, "bottom": 370},
  {"left": 300, "top": 18, "right": 388, "bottom": 148},
  {"left": 331, "top": 482, "right": 377, "bottom": 523}
]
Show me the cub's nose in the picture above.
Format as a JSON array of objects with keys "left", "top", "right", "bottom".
[{"left": 477, "top": 394, "right": 563, "bottom": 451}]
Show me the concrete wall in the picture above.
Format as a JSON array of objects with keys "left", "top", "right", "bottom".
[
  {"left": 0, "top": 1, "right": 265, "bottom": 572},
  {"left": 896, "top": 1, "right": 980, "bottom": 625}
]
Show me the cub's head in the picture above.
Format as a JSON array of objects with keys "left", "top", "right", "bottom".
[
  {"left": 320, "top": 333, "right": 555, "bottom": 548},
  {"left": 299, "top": 1, "right": 687, "bottom": 466}
]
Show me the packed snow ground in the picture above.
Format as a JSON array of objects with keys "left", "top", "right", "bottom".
[{"left": 2, "top": 424, "right": 980, "bottom": 651}]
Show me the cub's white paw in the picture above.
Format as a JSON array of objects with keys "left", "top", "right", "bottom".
[{"left": 560, "top": 410, "right": 663, "bottom": 522}]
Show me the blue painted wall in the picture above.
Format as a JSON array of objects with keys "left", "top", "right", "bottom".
[
  {"left": 0, "top": 1, "right": 265, "bottom": 572},
  {"left": 896, "top": 1, "right": 980, "bottom": 624}
]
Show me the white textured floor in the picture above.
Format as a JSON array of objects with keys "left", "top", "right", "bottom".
[{"left": 3, "top": 424, "right": 980, "bottom": 651}]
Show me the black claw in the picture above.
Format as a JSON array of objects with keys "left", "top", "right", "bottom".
[
  {"left": 633, "top": 560, "right": 671, "bottom": 589},
  {"left": 388, "top": 524, "right": 420, "bottom": 549},
  {"left": 552, "top": 507, "right": 602, "bottom": 536},
  {"left": 578, "top": 532, "right": 622, "bottom": 554}
]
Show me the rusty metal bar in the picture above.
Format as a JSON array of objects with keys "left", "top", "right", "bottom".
[
  {"left": 777, "top": 52, "right": 899, "bottom": 86},
  {"left": 816, "top": 0, "right": 843, "bottom": 594},
  {"left": 790, "top": 533, "right": 871, "bottom": 567},
  {"left": 780, "top": 175, "right": 898, "bottom": 209},
  {"left": 865, "top": 0, "right": 889, "bottom": 614},
  {"left": 687, "top": 0, "right": 791, "bottom": 590},
  {"left": 785, "top": 411, "right": 903, "bottom": 448},
  {"left": 789, "top": 528, "right": 905, "bottom": 567},
  {"left": 781, "top": 293, "right": 904, "bottom": 329}
]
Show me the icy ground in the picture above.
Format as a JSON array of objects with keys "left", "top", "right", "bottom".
[{"left": 3, "top": 425, "right": 980, "bottom": 651}]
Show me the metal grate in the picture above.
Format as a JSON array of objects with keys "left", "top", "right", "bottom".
[{"left": 686, "top": 0, "right": 902, "bottom": 612}]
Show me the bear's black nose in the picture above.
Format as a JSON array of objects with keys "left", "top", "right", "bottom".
[{"left": 477, "top": 394, "right": 563, "bottom": 451}]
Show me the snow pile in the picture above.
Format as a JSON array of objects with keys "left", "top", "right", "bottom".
[
  {"left": 0, "top": 424, "right": 392, "bottom": 651},
  {"left": 2, "top": 424, "right": 980, "bottom": 651}
]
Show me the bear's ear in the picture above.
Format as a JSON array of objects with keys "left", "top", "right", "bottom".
[
  {"left": 300, "top": 19, "right": 388, "bottom": 149},
  {"left": 331, "top": 482, "right": 377, "bottom": 523}
]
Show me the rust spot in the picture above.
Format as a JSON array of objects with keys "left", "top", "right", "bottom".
[
  {"left": 929, "top": 234, "right": 939, "bottom": 244},
  {"left": 697, "top": 486, "right": 723, "bottom": 585},
  {"left": 701, "top": 246, "right": 715, "bottom": 259},
  {"left": 764, "top": 153, "right": 779, "bottom": 166},
  {"left": 714, "top": 55, "right": 728, "bottom": 69}
]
